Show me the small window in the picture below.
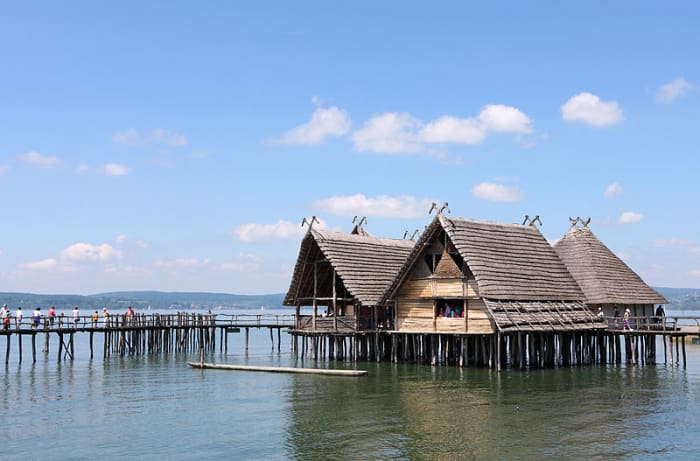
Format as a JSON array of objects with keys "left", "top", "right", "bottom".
[{"left": 436, "top": 299, "right": 464, "bottom": 318}]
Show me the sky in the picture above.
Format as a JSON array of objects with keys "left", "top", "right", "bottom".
[{"left": 1, "top": 1, "right": 699, "bottom": 295}]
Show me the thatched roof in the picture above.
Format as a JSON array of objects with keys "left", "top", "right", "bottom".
[
  {"left": 443, "top": 216, "right": 584, "bottom": 300},
  {"left": 484, "top": 299, "right": 604, "bottom": 332},
  {"left": 384, "top": 215, "right": 585, "bottom": 302},
  {"left": 284, "top": 229, "right": 415, "bottom": 307},
  {"left": 554, "top": 226, "right": 667, "bottom": 305}
]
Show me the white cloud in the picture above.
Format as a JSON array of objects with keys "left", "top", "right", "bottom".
[
  {"left": 112, "top": 128, "right": 187, "bottom": 147},
  {"left": 60, "top": 243, "right": 123, "bottom": 262},
  {"left": 221, "top": 253, "right": 263, "bottom": 271},
  {"left": 689, "top": 270, "right": 700, "bottom": 278},
  {"left": 688, "top": 247, "right": 700, "bottom": 255},
  {"left": 103, "top": 163, "right": 130, "bottom": 176},
  {"left": 0, "top": 164, "right": 8, "bottom": 174},
  {"left": 420, "top": 116, "right": 486, "bottom": 144},
  {"left": 112, "top": 129, "right": 141, "bottom": 144},
  {"left": 155, "top": 258, "right": 210, "bottom": 268},
  {"left": 353, "top": 105, "right": 533, "bottom": 154},
  {"left": 232, "top": 220, "right": 306, "bottom": 242},
  {"left": 313, "top": 193, "right": 432, "bottom": 218},
  {"left": 275, "top": 106, "right": 351, "bottom": 145},
  {"left": 618, "top": 211, "right": 644, "bottom": 224},
  {"left": 656, "top": 78, "right": 693, "bottom": 103},
  {"left": 654, "top": 238, "right": 690, "bottom": 248},
  {"left": 151, "top": 129, "right": 187, "bottom": 147},
  {"left": 471, "top": 182, "right": 524, "bottom": 202},
  {"left": 352, "top": 112, "right": 424, "bottom": 154},
  {"left": 20, "top": 258, "right": 58, "bottom": 270},
  {"left": 476, "top": 105, "right": 533, "bottom": 134},
  {"left": 78, "top": 163, "right": 131, "bottom": 176},
  {"left": 561, "top": 92, "right": 623, "bottom": 127},
  {"left": 19, "top": 151, "right": 60, "bottom": 168},
  {"left": 135, "top": 240, "right": 149, "bottom": 249},
  {"left": 103, "top": 264, "right": 152, "bottom": 276},
  {"left": 604, "top": 182, "right": 623, "bottom": 197},
  {"left": 115, "top": 235, "right": 126, "bottom": 244}
]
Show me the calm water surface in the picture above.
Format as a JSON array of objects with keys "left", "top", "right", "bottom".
[{"left": 2, "top": 309, "right": 699, "bottom": 460}]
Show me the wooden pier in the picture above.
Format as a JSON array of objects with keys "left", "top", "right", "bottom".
[
  {"left": 289, "top": 315, "right": 700, "bottom": 369},
  {"left": 0, "top": 312, "right": 294, "bottom": 364}
]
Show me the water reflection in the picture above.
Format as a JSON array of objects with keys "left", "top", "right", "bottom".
[{"left": 285, "top": 359, "right": 700, "bottom": 459}]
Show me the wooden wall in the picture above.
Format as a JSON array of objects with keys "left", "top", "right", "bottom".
[
  {"left": 465, "top": 299, "right": 494, "bottom": 334},
  {"left": 399, "top": 278, "right": 478, "bottom": 298},
  {"left": 395, "top": 278, "right": 494, "bottom": 334}
]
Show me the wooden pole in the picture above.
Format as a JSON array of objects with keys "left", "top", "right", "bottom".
[
  {"left": 332, "top": 268, "right": 337, "bottom": 331},
  {"left": 312, "top": 263, "right": 317, "bottom": 331},
  {"left": 682, "top": 336, "right": 687, "bottom": 369}
]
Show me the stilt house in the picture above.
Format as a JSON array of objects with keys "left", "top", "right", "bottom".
[
  {"left": 380, "top": 215, "right": 603, "bottom": 334},
  {"left": 554, "top": 222, "right": 667, "bottom": 326},
  {"left": 284, "top": 228, "right": 415, "bottom": 333}
]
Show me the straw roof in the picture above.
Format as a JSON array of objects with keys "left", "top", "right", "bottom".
[
  {"left": 484, "top": 299, "right": 604, "bottom": 332},
  {"left": 284, "top": 229, "right": 415, "bottom": 307},
  {"left": 385, "top": 215, "right": 584, "bottom": 302},
  {"left": 554, "top": 226, "right": 667, "bottom": 305},
  {"left": 442, "top": 216, "right": 584, "bottom": 300}
]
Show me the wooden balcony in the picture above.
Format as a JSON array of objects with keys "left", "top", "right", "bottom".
[{"left": 295, "top": 315, "right": 358, "bottom": 333}]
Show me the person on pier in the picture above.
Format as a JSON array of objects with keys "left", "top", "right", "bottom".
[
  {"left": 623, "top": 308, "right": 632, "bottom": 331},
  {"left": 32, "top": 307, "right": 42, "bottom": 330},
  {"left": 2, "top": 306, "right": 10, "bottom": 331},
  {"left": 16, "top": 307, "right": 23, "bottom": 329},
  {"left": 92, "top": 310, "right": 99, "bottom": 327},
  {"left": 655, "top": 305, "right": 665, "bottom": 325},
  {"left": 48, "top": 306, "right": 56, "bottom": 327},
  {"left": 72, "top": 306, "right": 80, "bottom": 328},
  {"left": 126, "top": 306, "right": 135, "bottom": 324}
]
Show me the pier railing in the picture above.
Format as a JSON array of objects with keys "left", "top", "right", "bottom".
[
  {"left": 603, "top": 315, "right": 700, "bottom": 334},
  {"left": 1, "top": 312, "right": 296, "bottom": 333}
]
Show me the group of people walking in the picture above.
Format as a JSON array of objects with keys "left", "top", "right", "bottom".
[{"left": 0, "top": 304, "right": 135, "bottom": 330}]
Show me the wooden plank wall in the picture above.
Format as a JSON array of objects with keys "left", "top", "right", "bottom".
[
  {"left": 396, "top": 278, "right": 494, "bottom": 334},
  {"left": 466, "top": 299, "right": 495, "bottom": 334},
  {"left": 399, "top": 278, "right": 478, "bottom": 298},
  {"left": 396, "top": 299, "right": 433, "bottom": 331}
]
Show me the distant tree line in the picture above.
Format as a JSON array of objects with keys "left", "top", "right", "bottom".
[{"left": 0, "top": 291, "right": 286, "bottom": 311}]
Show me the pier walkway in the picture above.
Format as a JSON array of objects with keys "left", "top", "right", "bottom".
[{"left": 1, "top": 312, "right": 295, "bottom": 363}]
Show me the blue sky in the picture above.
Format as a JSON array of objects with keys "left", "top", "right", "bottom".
[{"left": 1, "top": 1, "right": 699, "bottom": 294}]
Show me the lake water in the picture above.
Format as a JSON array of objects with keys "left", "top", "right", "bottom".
[{"left": 2, "top": 309, "right": 699, "bottom": 460}]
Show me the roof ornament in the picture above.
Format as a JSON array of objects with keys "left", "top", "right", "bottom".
[
  {"left": 522, "top": 215, "right": 542, "bottom": 227},
  {"left": 402, "top": 229, "right": 420, "bottom": 240},
  {"left": 301, "top": 216, "right": 319, "bottom": 230},
  {"left": 352, "top": 215, "right": 367, "bottom": 227},
  {"left": 429, "top": 201, "right": 451, "bottom": 215},
  {"left": 568, "top": 216, "right": 591, "bottom": 228}
]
